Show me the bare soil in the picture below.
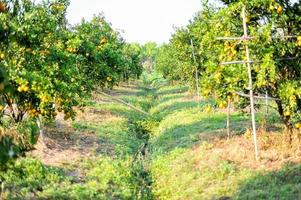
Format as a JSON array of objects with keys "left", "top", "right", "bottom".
[{"left": 29, "top": 96, "right": 117, "bottom": 168}]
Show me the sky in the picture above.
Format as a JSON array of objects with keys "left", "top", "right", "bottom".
[{"left": 66, "top": 0, "right": 204, "bottom": 44}]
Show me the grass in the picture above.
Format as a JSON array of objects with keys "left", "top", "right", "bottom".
[
  {"left": 146, "top": 83, "right": 300, "bottom": 200},
  {"left": 150, "top": 109, "right": 250, "bottom": 155},
  {"left": 150, "top": 146, "right": 255, "bottom": 200},
  {"left": 1, "top": 84, "right": 155, "bottom": 200},
  {"left": 1, "top": 81, "right": 300, "bottom": 200},
  {"left": 0, "top": 157, "right": 138, "bottom": 199},
  {"left": 73, "top": 115, "right": 141, "bottom": 157},
  {"left": 234, "top": 164, "right": 301, "bottom": 199},
  {"left": 146, "top": 85, "right": 254, "bottom": 199}
]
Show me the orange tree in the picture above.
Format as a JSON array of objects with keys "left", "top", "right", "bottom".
[
  {"left": 0, "top": 1, "right": 136, "bottom": 124},
  {"left": 152, "top": 29, "right": 195, "bottom": 84},
  {"left": 0, "top": 0, "right": 83, "bottom": 122},
  {"left": 0, "top": 0, "right": 141, "bottom": 166},
  {"left": 121, "top": 43, "right": 143, "bottom": 82},
  {"left": 201, "top": 0, "right": 301, "bottom": 131},
  {"left": 72, "top": 15, "right": 129, "bottom": 89},
  {"left": 0, "top": 0, "right": 86, "bottom": 165},
  {"left": 73, "top": 17, "right": 144, "bottom": 87},
  {"left": 139, "top": 42, "right": 159, "bottom": 73},
  {"left": 170, "top": 28, "right": 195, "bottom": 82},
  {"left": 154, "top": 0, "right": 301, "bottom": 131},
  {"left": 154, "top": 3, "right": 217, "bottom": 87},
  {"left": 155, "top": 44, "right": 182, "bottom": 81}
]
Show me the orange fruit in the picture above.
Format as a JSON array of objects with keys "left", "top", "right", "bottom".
[
  {"left": 277, "top": 5, "right": 283, "bottom": 14},
  {"left": 295, "top": 123, "right": 301, "bottom": 129},
  {"left": 0, "top": 2, "right": 6, "bottom": 13},
  {"left": 284, "top": 111, "right": 291, "bottom": 117}
]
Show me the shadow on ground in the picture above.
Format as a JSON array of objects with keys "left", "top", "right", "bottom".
[
  {"left": 151, "top": 112, "right": 251, "bottom": 156},
  {"left": 233, "top": 163, "right": 301, "bottom": 199}
]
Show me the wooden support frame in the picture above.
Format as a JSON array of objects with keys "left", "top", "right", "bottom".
[
  {"left": 215, "top": 6, "right": 298, "bottom": 161},
  {"left": 242, "top": 6, "right": 259, "bottom": 161},
  {"left": 217, "top": 7, "right": 259, "bottom": 161},
  {"left": 235, "top": 91, "right": 280, "bottom": 101},
  {"left": 217, "top": 35, "right": 297, "bottom": 41},
  {"left": 220, "top": 57, "right": 300, "bottom": 65}
]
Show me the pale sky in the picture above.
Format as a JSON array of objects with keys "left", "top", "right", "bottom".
[{"left": 66, "top": 0, "right": 203, "bottom": 44}]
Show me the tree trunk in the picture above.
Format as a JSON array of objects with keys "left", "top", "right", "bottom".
[
  {"left": 37, "top": 116, "right": 47, "bottom": 149},
  {"left": 276, "top": 100, "right": 293, "bottom": 145}
]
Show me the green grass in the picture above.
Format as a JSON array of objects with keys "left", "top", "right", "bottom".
[
  {"left": 151, "top": 147, "right": 255, "bottom": 200},
  {"left": 0, "top": 157, "right": 138, "bottom": 200},
  {"left": 146, "top": 84, "right": 294, "bottom": 200},
  {"left": 73, "top": 118, "right": 141, "bottom": 157},
  {"left": 1, "top": 84, "right": 155, "bottom": 200},
  {"left": 156, "top": 85, "right": 189, "bottom": 96},
  {"left": 147, "top": 85, "right": 253, "bottom": 199},
  {"left": 1, "top": 82, "right": 298, "bottom": 200},
  {"left": 150, "top": 109, "right": 250, "bottom": 156},
  {"left": 234, "top": 164, "right": 301, "bottom": 199}
]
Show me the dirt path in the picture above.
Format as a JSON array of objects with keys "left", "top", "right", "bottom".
[{"left": 30, "top": 90, "right": 125, "bottom": 168}]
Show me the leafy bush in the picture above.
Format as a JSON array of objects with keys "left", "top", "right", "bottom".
[
  {"left": 0, "top": 157, "right": 141, "bottom": 199},
  {"left": 141, "top": 71, "right": 167, "bottom": 88},
  {"left": 0, "top": 120, "right": 38, "bottom": 169},
  {"left": 0, "top": 158, "right": 69, "bottom": 199}
]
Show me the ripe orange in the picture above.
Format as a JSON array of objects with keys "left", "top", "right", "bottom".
[
  {"left": 277, "top": 5, "right": 283, "bottom": 14},
  {"left": 23, "top": 86, "right": 29, "bottom": 92},
  {"left": 295, "top": 123, "right": 301, "bottom": 129},
  {"left": 0, "top": 2, "right": 6, "bottom": 13},
  {"left": 17, "top": 86, "right": 23, "bottom": 92},
  {"left": 205, "top": 106, "right": 212, "bottom": 113},
  {"left": 297, "top": 36, "right": 301, "bottom": 46},
  {"left": 100, "top": 38, "right": 107, "bottom": 44},
  {"left": 218, "top": 101, "right": 227, "bottom": 109},
  {"left": 284, "top": 111, "right": 291, "bottom": 117}
]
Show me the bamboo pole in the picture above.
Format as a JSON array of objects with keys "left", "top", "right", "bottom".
[
  {"left": 98, "top": 91, "right": 150, "bottom": 116},
  {"left": 227, "top": 98, "right": 231, "bottom": 140},
  {"left": 216, "top": 36, "right": 255, "bottom": 40},
  {"left": 221, "top": 60, "right": 261, "bottom": 65},
  {"left": 220, "top": 57, "right": 300, "bottom": 65},
  {"left": 265, "top": 90, "right": 269, "bottom": 130},
  {"left": 216, "top": 35, "right": 297, "bottom": 41},
  {"left": 235, "top": 91, "right": 280, "bottom": 100},
  {"left": 243, "top": 6, "right": 259, "bottom": 161}
]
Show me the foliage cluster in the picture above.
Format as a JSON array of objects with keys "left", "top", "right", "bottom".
[{"left": 155, "top": 0, "right": 301, "bottom": 130}]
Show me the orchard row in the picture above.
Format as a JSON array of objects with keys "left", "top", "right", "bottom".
[
  {"left": 155, "top": 0, "right": 301, "bottom": 130},
  {"left": 0, "top": 0, "right": 145, "bottom": 166}
]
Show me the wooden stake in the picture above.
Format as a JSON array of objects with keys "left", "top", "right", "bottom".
[
  {"left": 227, "top": 98, "right": 231, "bottom": 140},
  {"left": 216, "top": 35, "right": 297, "bottom": 41},
  {"left": 220, "top": 57, "right": 300, "bottom": 66},
  {"left": 243, "top": 6, "right": 259, "bottom": 161},
  {"left": 98, "top": 91, "right": 150, "bottom": 116},
  {"left": 216, "top": 6, "right": 298, "bottom": 161},
  {"left": 265, "top": 90, "right": 269, "bottom": 130},
  {"left": 216, "top": 36, "right": 255, "bottom": 40},
  {"left": 235, "top": 91, "right": 279, "bottom": 100}
]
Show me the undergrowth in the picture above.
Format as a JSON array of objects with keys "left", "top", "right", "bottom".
[{"left": 1, "top": 81, "right": 300, "bottom": 200}]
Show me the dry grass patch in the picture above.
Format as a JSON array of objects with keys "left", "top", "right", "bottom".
[{"left": 195, "top": 129, "right": 301, "bottom": 171}]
